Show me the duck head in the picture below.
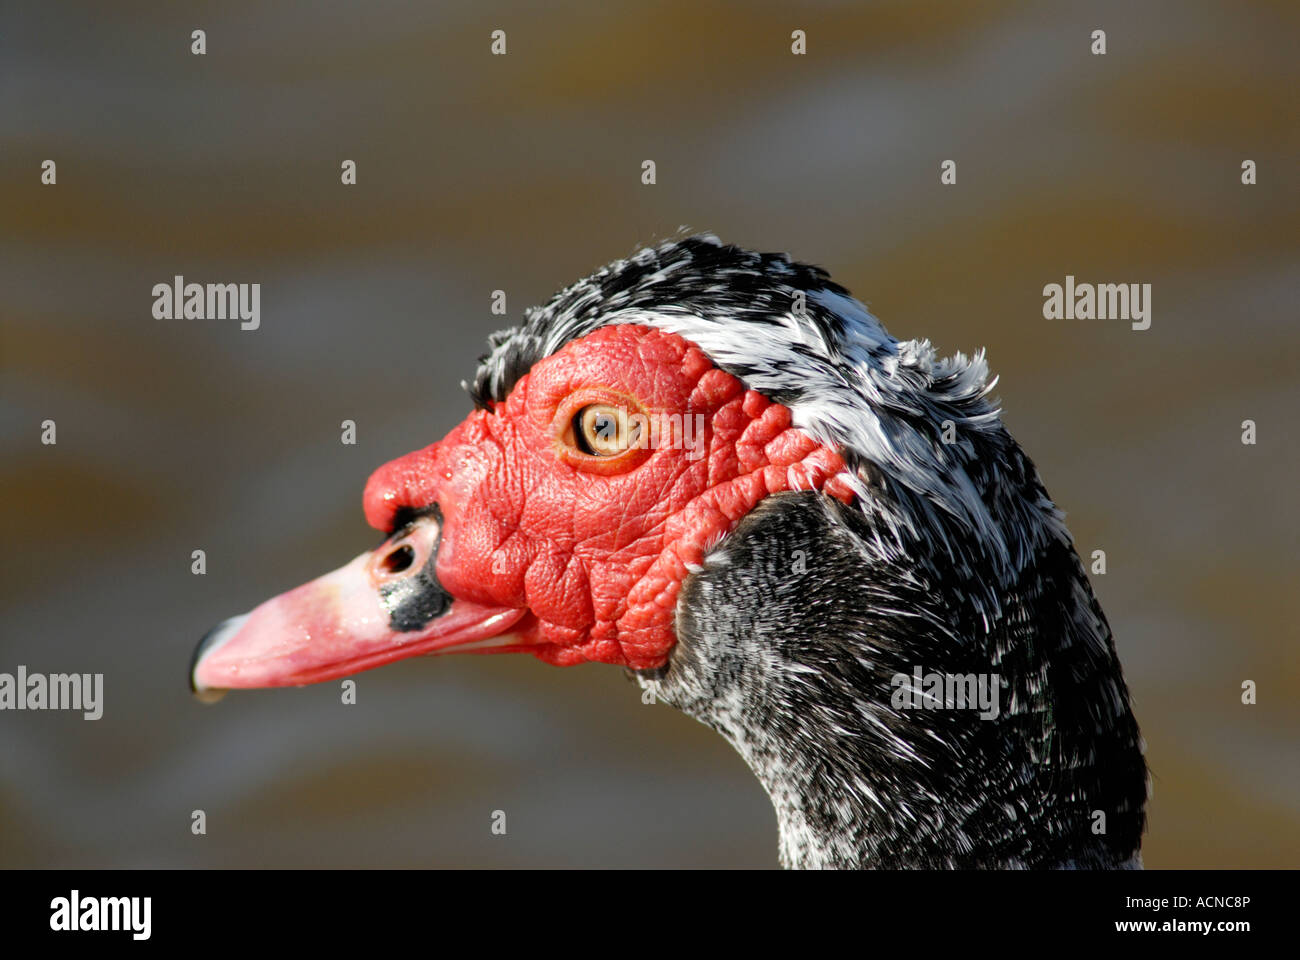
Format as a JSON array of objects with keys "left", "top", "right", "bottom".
[{"left": 192, "top": 236, "right": 1148, "bottom": 868}]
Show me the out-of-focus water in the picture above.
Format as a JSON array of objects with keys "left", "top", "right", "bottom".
[{"left": 2, "top": 1, "right": 1296, "bottom": 867}]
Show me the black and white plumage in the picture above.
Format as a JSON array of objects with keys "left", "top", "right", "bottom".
[{"left": 471, "top": 235, "right": 1148, "bottom": 869}]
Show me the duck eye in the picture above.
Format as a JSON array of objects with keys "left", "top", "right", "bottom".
[{"left": 573, "top": 404, "right": 640, "bottom": 457}]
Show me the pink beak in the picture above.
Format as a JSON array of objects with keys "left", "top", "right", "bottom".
[{"left": 190, "top": 510, "right": 525, "bottom": 701}]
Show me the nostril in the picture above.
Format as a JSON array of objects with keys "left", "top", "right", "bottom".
[{"left": 381, "top": 544, "right": 416, "bottom": 574}]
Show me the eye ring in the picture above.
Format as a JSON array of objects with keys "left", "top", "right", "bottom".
[
  {"left": 552, "top": 389, "right": 655, "bottom": 474},
  {"left": 572, "top": 404, "right": 642, "bottom": 457}
]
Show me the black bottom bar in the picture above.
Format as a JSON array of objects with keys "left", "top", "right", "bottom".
[{"left": 1, "top": 868, "right": 1280, "bottom": 945}]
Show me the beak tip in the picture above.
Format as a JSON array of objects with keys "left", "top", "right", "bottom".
[
  {"left": 191, "top": 685, "right": 228, "bottom": 705},
  {"left": 190, "top": 613, "right": 249, "bottom": 703}
]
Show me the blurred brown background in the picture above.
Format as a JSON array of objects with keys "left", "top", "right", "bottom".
[{"left": 2, "top": 1, "right": 1296, "bottom": 867}]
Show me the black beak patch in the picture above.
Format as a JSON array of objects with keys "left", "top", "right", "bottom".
[{"left": 378, "top": 507, "right": 452, "bottom": 631}]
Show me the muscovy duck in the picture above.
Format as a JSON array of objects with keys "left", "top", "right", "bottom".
[{"left": 192, "top": 235, "right": 1148, "bottom": 869}]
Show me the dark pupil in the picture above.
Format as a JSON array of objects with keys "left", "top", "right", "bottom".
[{"left": 594, "top": 414, "right": 616, "bottom": 439}]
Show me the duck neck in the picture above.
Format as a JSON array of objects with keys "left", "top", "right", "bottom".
[{"left": 639, "top": 491, "right": 1147, "bottom": 869}]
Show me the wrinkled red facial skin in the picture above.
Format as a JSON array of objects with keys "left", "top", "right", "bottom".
[{"left": 363, "top": 325, "right": 854, "bottom": 670}]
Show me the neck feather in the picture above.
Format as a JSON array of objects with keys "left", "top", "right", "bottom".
[{"left": 638, "top": 491, "right": 1147, "bottom": 869}]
